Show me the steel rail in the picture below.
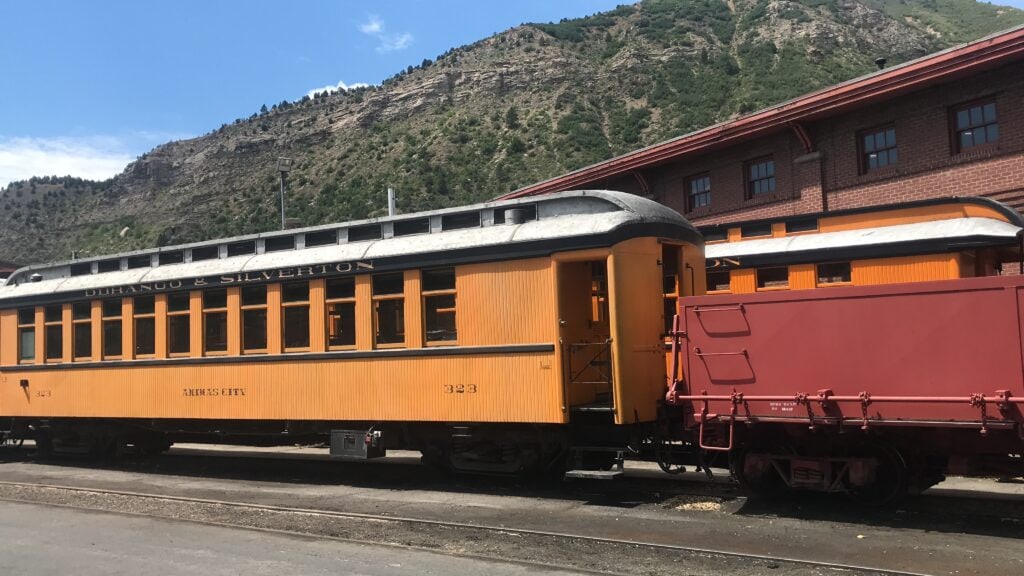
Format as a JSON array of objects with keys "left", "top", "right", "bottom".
[{"left": 0, "top": 480, "right": 929, "bottom": 576}]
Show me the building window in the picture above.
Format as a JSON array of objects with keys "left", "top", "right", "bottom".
[
  {"left": 423, "top": 268, "right": 457, "bottom": 343},
  {"left": 102, "top": 299, "right": 123, "bottom": 359},
  {"left": 72, "top": 302, "right": 92, "bottom": 360},
  {"left": 741, "top": 223, "right": 772, "bottom": 238},
  {"left": 282, "top": 281, "right": 310, "bottom": 351},
  {"left": 44, "top": 305, "right": 63, "bottom": 362},
  {"left": 167, "top": 292, "right": 191, "bottom": 356},
  {"left": 817, "top": 262, "right": 852, "bottom": 285},
  {"left": 134, "top": 296, "right": 156, "bottom": 357},
  {"left": 203, "top": 289, "right": 229, "bottom": 354},
  {"left": 859, "top": 125, "right": 897, "bottom": 173},
  {"left": 745, "top": 157, "right": 775, "bottom": 198},
  {"left": 785, "top": 218, "right": 818, "bottom": 234},
  {"left": 326, "top": 277, "right": 356, "bottom": 349},
  {"left": 707, "top": 270, "right": 731, "bottom": 292},
  {"left": 241, "top": 285, "right": 268, "bottom": 354},
  {"left": 756, "top": 267, "right": 789, "bottom": 289},
  {"left": 17, "top": 308, "right": 35, "bottom": 363},
  {"left": 685, "top": 174, "right": 711, "bottom": 211},
  {"left": 373, "top": 273, "right": 405, "bottom": 346},
  {"left": 952, "top": 100, "right": 998, "bottom": 153}
]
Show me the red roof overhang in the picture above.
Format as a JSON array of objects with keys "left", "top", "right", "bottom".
[{"left": 500, "top": 25, "right": 1024, "bottom": 200}]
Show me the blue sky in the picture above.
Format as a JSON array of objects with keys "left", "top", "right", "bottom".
[{"left": 1, "top": 0, "right": 1022, "bottom": 188}]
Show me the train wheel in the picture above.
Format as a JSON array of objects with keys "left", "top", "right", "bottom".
[
  {"left": 846, "top": 443, "right": 908, "bottom": 506},
  {"left": 731, "top": 448, "right": 790, "bottom": 498}
]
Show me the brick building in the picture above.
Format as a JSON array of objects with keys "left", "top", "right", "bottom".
[{"left": 502, "top": 25, "right": 1024, "bottom": 231}]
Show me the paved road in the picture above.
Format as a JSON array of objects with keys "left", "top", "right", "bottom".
[{"left": 0, "top": 501, "right": 584, "bottom": 576}]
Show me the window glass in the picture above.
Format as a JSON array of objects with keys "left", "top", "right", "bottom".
[
  {"left": 326, "top": 277, "right": 355, "bottom": 300},
  {"left": 953, "top": 100, "right": 998, "bottom": 152},
  {"left": 191, "top": 246, "right": 218, "bottom": 261},
  {"left": 348, "top": 224, "right": 382, "bottom": 242},
  {"left": 422, "top": 269, "right": 455, "bottom": 292},
  {"left": 44, "top": 305, "right": 62, "bottom": 323},
  {"left": 102, "top": 299, "right": 122, "bottom": 318},
  {"left": 861, "top": 126, "right": 897, "bottom": 173},
  {"left": 394, "top": 218, "right": 429, "bottom": 236},
  {"left": 204, "top": 312, "right": 228, "bottom": 353},
  {"left": 756, "top": 267, "right": 789, "bottom": 289},
  {"left": 282, "top": 281, "right": 309, "bottom": 303},
  {"left": 707, "top": 270, "right": 731, "bottom": 292},
  {"left": 18, "top": 308, "right": 34, "bottom": 325},
  {"left": 424, "top": 294, "right": 457, "bottom": 342},
  {"left": 134, "top": 295, "right": 156, "bottom": 315},
  {"left": 204, "top": 289, "right": 228, "bottom": 309},
  {"left": 375, "top": 299, "right": 405, "bottom": 345},
  {"left": 328, "top": 302, "right": 356, "bottom": 347},
  {"left": 241, "top": 285, "right": 267, "bottom": 307},
  {"left": 159, "top": 251, "right": 184, "bottom": 265},
  {"left": 168, "top": 315, "right": 191, "bottom": 355},
  {"left": 226, "top": 241, "right": 256, "bottom": 257},
  {"left": 44, "top": 325, "right": 63, "bottom": 360},
  {"left": 72, "top": 302, "right": 91, "bottom": 320},
  {"left": 746, "top": 158, "right": 776, "bottom": 197},
  {"left": 817, "top": 262, "right": 852, "bottom": 285},
  {"left": 73, "top": 323, "right": 92, "bottom": 358},
  {"left": 243, "top": 309, "right": 268, "bottom": 351},
  {"left": 373, "top": 273, "right": 404, "bottom": 296},
  {"left": 167, "top": 292, "right": 190, "bottom": 312},
  {"left": 283, "top": 307, "right": 310, "bottom": 349},
  {"left": 135, "top": 317, "right": 156, "bottom": 356},
  {"left": 264, "top": 236, "right": 295, "bottom": 252},
  {"left": 19, "top": 327, "right": 36, "bottom": 362},
  {"left": 305, "top": 230, "right": 337, "bottom": 247},
  {"left": 103, "top": 320, "right": 122, "bottom": 358},
  {"left": 441, "top": 212, "right": 481, "bottom": 231},
  {"left": 686, "top": 174, "right": 711, "bottom": 211}
]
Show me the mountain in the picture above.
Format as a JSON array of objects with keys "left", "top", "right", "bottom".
[{"left": 2, "top": 0, "right": 1022, "bottom": 265}]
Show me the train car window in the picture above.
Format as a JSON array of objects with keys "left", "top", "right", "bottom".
[
  {"left": 741, "top": 223, "right": 772, "bottom": 238},
  {"left": 348, "top": 224, "right": 382, "bottom": 242},
  {"left": 241, "top": 285, "right": 268, "bottom": 353},
  {"left": 134, "top": 296, "right": 156, "bottom": 357},
  {"left": 282, "top": 282, "right": 310, "bottom": 351},
  {"left": 264, "top": 236, "right": 295, "bottom": 252},
  {"left": 373, "top": 273, "right": 405, "bottom": 346},
  {"left": 44, "top": 305, "right": 63, "bottom": 362},
  {"left": 72, "top": 302, "right": 92, "bottom": 360},
  {"left": 190, "top": 246, "right": 219, "bottom": 262},
  {"left": 785, "top": 218, "right": 818, "bottom": 234},
  {"left": 422, "top": 268, "right": 456, "bottom": 343},
  {"left": 126, "top": 255, "right": 151, "bottom": 269},
  {"left": 70, "top": 262, "right": 92, "bottom": 277},
  {"left": 17, "top": 308, "right": 35, "bottom": 363},
  {"left": 662, "top": 246, "right": 681, "bottom": 334},
  {"left": 756, "top": 267, "right": 789, "bottom": 289},
  {"left": 304, "top": 230, "right": 337, "bottom": 247},
  {"left": 227, "top": 241, "right": 256, "bottom": 257},
  {"left": 590, "top": 263, "right": 609, "bottom": 327},
  {"left": 159, "top": 251, "right": 184, "bottom": 266},
  {"left": 493, "top": 204, "right": 537, "bottom": 224},
  {"left": 98, "top": 259, "right": 121, "bottom": 273},
  {"left": 102, "top": 299, "right": 123, "bottom": 359},
  {"left": 203, "top": 289, "right": 229, "bottom": 354},
  {"left": 707, "top": 270, "right": 731, "bottom": 292},
  {"left": 326, "top": 278, "right": 356, "bottom": 349},
  {"left": 817, "top": 262, "right": 852, "bottom": 285},
  {"left": 167, "top": 292, "right": 191, "bottom": 356},
  {"left": 441, "top": 212, "right": 480, "bottom": 231},
  {"left": 394, "top": 218, "right": 430, "bottom": 237}
]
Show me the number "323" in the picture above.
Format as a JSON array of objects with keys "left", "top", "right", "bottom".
[{"left": 443, "top": 384, "right": 478, "bottom": 394}]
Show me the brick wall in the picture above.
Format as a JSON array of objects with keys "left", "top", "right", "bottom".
[{"left": 627, "top": 59, "right": 1024, "bottom": 225}]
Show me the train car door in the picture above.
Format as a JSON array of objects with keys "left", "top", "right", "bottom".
[{"left": 556, "top": 258, "right": 613, "bottom": 412}]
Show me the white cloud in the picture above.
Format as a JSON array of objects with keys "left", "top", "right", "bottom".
[
  {"left": 359, "top": 15, "right": 384, "bottom": 35},
  {"left": 0, "top": 133, "right": 187, "bottom": 189},
  {"left": 357, "top": 15, "right": 414, "bottom": 53},
  {"left": 377, "top": 32, "right": 414, "bottom": 53},
  {"left": 305, "top": 80, "right": 371, "bottom": 99}
]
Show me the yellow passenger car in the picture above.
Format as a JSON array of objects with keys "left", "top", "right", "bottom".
[
  {"left": 699, "top": 197, "right": 1023, "bottom": 294},
  {"left": 0, "top": 190, "right": 702, "bottom": 473}
]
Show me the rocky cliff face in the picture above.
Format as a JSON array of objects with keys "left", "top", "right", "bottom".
[{"left": 2, "top": 0, "right": 1021, "bottom": 264}]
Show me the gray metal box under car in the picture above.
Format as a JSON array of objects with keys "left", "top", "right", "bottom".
[{"left": 330, "top": 429, "right": 386, "bottom": 459}]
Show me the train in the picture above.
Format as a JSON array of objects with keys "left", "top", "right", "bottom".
[{"left": 0, "top": 190, "right": 1020, "bottom": 502}]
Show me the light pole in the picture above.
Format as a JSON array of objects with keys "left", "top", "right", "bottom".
[{"left": 277, "top": 157, "right": 293, "bottom": 230}]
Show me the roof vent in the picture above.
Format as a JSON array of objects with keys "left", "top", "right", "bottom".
[
  {"left": 30, "top": 273, "right": 43, "bottom": 283},
  {"left": 874, "top": 57, "right": 886, "bottom": 70},
  {"left": 505, "top": 208, "right": 529, "bottom": 225}
]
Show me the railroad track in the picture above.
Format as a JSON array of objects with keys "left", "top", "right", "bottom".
[{"left": 0, "top": 480, "right": 925, "bottom": 576}]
